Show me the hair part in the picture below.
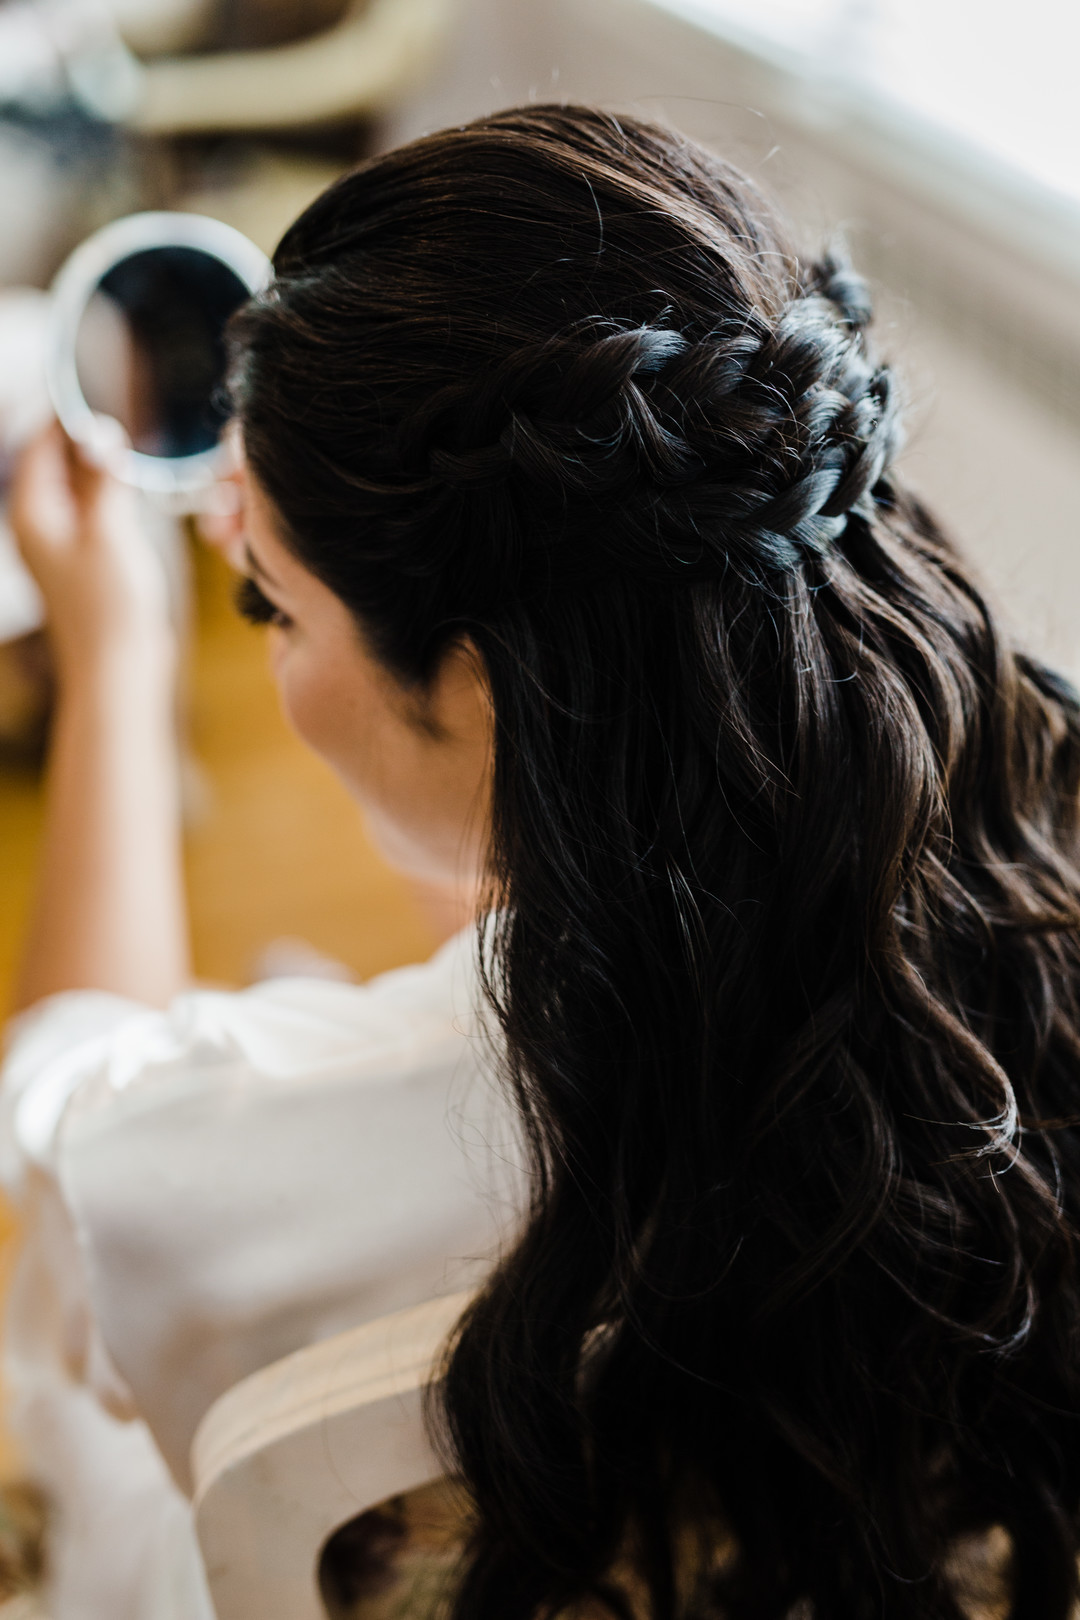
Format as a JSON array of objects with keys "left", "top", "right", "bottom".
[{"left": 232, "top": 106, "right": 1080, "bottom": 1620}]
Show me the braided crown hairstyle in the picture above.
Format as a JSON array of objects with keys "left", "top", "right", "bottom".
[{"left": 231, "top": 107, "right": 1080, "bottom": 1620}]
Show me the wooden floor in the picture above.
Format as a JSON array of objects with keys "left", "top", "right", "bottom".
[{"left": 0, "top": 535, "right": 441, "bottom": 1475}]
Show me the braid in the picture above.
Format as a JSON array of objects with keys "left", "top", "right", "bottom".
[{"left": 398, "top": 261, "right": 900, "bottom": 581}]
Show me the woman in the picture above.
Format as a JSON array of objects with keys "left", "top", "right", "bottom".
[{"left": 8, "top": 104, "right": 1080, "bottom": 1620}]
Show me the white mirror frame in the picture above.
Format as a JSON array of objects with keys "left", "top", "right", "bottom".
[{"left": 48, "top": 211, "right": 271, "bottom": 502}]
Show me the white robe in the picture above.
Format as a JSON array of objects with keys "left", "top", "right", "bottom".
[{"left": 0, "top": 931, "right": 525, "bottom": 1620}]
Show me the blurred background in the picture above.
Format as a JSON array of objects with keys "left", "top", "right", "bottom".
[{"left": 0, "top": 0, "right": 1078, "bottom": 1581}]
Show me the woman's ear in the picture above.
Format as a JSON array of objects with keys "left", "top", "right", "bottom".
[{"left": 423, "top": 638, "right": 493, "bottom": 749}]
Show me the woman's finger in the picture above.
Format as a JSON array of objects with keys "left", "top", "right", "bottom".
[{"left": 10, "top": 420, "right": 78, "bottom": 563}]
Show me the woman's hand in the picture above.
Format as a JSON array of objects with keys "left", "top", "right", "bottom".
[{"left": 10, "top": 421, "right": 174, "bottom": 680}]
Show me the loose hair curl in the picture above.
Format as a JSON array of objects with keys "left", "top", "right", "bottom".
[{"left": 231, "top": 106, "right": 1080, "bottom": 1620}]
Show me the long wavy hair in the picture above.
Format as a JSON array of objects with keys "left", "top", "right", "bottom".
[{"left": 230, "top": 106, "right": 1080, "bottom": 1620}]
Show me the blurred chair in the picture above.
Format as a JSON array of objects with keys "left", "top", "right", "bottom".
[
  {"left": 122, "top": 0, "right": 454, "bottom": 135},
  {"left": 192, "top": 1290, "right": 471, "bottom": 1620}
]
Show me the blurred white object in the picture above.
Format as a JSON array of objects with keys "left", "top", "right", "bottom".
[
  {"left": 0, "top": 1, "right": 68, "bottom": 104},
  {"left": 656, "top": 0, "right": 1080, "bottom": 212},
  {"left": 127, "top": 0, "right": 454, "bottom": 132},
  {"left": 0, "top": 2, "right": 147, "bottom": 285},
  {"left": 0, "top": 0, "right": 206, "bottom": 124},
  {"left": 0, "top": 290, "right": 51, "bottom": 644},
  {"left": 0, "top": 291, "right": 52, "bottom": 451},
  {"left": 0, "top": 112, "right": 111, "bottom": 291},
  {"left": 0, "top": 0, "right": 132, "bottom": 109},
  {"left": 0, "top": 0, "right": 210, "bottom": 96}
]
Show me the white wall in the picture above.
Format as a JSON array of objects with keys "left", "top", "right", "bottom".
[{"left": 385, "top": 0, "right": 1080, "bottom": 678}]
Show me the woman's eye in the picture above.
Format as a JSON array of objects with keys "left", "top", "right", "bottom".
[{"left": 235, "top": 576, "right": 292, "bottom": 630}]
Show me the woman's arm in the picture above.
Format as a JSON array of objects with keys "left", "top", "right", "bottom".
[{"left": 8, "top": 425, "right": 189, "bottom": 1013}]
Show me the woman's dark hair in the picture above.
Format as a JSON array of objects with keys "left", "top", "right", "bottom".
[{"left": 231, "top": 106, "right": 1080, "bottom": 1620}]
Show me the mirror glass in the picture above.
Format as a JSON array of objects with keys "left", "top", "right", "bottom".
[{"left": 73, "top": 246, "right": 250, "bottom": 461}]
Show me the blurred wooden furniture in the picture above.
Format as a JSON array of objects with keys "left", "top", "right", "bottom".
[
  {"left": 129, "top": 0, "right": 454, "bottom": 134},
  {"left": 192, "top": 1291, "right": 469, "bottom": 1620}
]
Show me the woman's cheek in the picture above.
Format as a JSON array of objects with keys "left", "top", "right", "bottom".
[
  {"left": 274, "top": 639, "right": 374, "bottom": 793},
  {"left": 266, "top": 626, "right": 287, "bottom": 682},
  {"left": 273, "top": 638, "right": 330, "bottom": 755}
]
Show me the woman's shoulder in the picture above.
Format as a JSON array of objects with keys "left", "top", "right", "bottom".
[
  {"left": 0, "top": 925, "right": 490, "bottom": 1180},
  {"left": 235, "top": 925, "right": 485, "bottom": 1061},
  {"left": 176, "top": 924, "right": 486, "bottom": 1079}
]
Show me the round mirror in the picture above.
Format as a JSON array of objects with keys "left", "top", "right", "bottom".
[{"left": 48, "top": 212, "right": 271, "bottom": 504}]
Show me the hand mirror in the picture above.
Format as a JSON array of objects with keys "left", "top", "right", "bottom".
[{"left": 48, "top": 212, "right": 271, "bottom": 506}]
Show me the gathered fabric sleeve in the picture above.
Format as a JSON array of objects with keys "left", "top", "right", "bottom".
[{"left": 0, "top": 931, "right": 525, "bottom": 1494}]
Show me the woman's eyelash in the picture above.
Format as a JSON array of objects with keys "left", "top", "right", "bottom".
[{"left": 235, "top": 576, "right": 291, "bottom": 628}]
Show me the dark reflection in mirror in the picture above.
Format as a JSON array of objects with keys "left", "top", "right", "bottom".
[{"left": 74, "top": 247, "right": 250, "bottom": 459}]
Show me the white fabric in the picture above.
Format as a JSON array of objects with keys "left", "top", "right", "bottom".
[
  {"left": 0, "top": 289, "right": 50, "bottom": 644},
  {"left": 0, "top": 930, "right": 525, "bottom": 1620}
]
